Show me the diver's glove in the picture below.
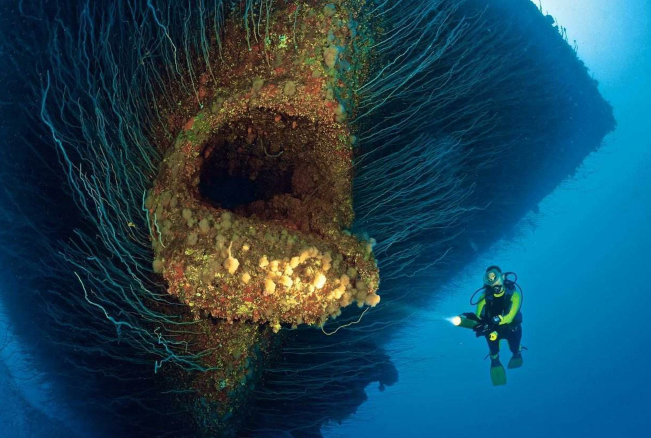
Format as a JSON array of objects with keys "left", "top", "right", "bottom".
[
  {"left": 473, "top": 316, "right": 501, "bottom": 337},
  {"left": 473, "top": 320, "right": 490, "bottom": 337}
]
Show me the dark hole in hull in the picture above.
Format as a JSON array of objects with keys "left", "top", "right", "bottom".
[{"left": 198, "top": 114, "right": 295, "bottom": 213}]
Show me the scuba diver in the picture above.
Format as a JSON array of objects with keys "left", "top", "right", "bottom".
[{"left": 453, "top": 266, "right": 524, "bottom": 386}]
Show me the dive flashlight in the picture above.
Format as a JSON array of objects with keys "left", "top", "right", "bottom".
[{"left": 451, "top": 312, "right": 480, "bottom": 329}]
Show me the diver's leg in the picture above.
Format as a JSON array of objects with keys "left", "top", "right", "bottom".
[
  {"left": 486, "top": 333, "right": 506, "bottom": 386},
  {"left": 507, "top": 325, "right": 523, "bottom": 369},
  {"left": 486, "top": 333, "right": 500, "bottom": 361},
  {"left": 506, "top": 324, "right": 522, "bottom": 354}
]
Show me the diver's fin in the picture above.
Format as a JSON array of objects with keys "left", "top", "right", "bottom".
[
  {"left": 490, "top": 359, "right": 507, "bottom": 386},
  {"left": 508, "top": 352, "right": 523, "bottom": 369}
]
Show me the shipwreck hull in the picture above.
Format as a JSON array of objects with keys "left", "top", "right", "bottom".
[{"left": 0, "top": 0, "right": 614, "bottom": 437}]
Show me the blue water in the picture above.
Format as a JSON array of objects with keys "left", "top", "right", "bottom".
[
  {"left": 323, "top": 1, "right": 651, "bottom": 437},
  {"left": 1, "top": 1, "right": 649, "bottom": 437}
]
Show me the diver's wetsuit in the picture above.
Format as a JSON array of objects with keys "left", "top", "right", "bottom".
[{"left": 475, "top": 284, "right": 523, "bottom": 356}]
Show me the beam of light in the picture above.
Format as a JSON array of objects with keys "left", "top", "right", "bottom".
[{"left": 448, "top": 316, "right": 462, "bottom": 326}]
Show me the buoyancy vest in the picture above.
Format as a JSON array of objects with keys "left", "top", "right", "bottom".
[{"left": 483, "top": 284, "right": 523, "bottom": 324}]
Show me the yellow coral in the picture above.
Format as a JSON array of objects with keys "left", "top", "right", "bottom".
[
  {"left": 241, "top": 272, "right": 251, "bottom": 284},
  {"left": 313, "top": 273, "right": 326, "bottom": 289},
  {"left": 265, "top": 279, "right": 276, "bottom": 295}
]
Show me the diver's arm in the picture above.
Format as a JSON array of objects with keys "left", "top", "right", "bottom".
[
  {"left": 497, "top": 289, "right": 522, "bottom": 325},
  {"left": 475, "top": 296, "right": 486, "bottom": 319}
]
